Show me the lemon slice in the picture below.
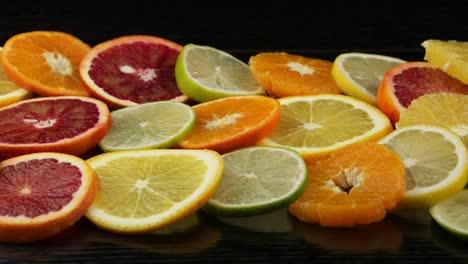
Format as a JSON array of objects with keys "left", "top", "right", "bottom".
[
  {"left": 379, "top": 125, "right": 468, "bottom": 208},
  {"left": 331, "top": 52, "right": 406, "bottom": 105},
  {"left": 98, "top": 101, "right": 195, "bottom": 152},
  {"left": 0, "top": 47, "right": 30, "bottom": 107},
  {"left": 175, "top": 43, "right": 265, "bottom": 103},
  {"left": 203, "top": 146, "right": 307, "bottom": 217},
  {"left": 85, "top": 149, "right": 223, "bottom": 234},
  {"left": 430, "top": 189, "right": 468, "bottom": 238},
  {"left": 259, "top": 94, "right": 393, "bottom": 162}
]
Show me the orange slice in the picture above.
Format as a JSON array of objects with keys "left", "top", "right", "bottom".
[
  {"left": 289, "top": 142, "right": 406, "bottom": 227},
  {"left": 248, "top": 52, "right": 342, "bottom": 98},
  {"left": 0, "top": 152, "right": 98, "bottom": 243},
  {"left": 1, "top": 31, "right": 91, "bottom": 96},
  {"left": 177, "top": 95, "right": 281, "bottom": 154}
]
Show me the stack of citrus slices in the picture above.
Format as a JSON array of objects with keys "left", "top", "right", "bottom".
[{"left": 0, "top": 29, "right": 467, "bottom": 242}]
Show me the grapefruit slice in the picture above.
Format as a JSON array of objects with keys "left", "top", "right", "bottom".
[
  {"left": 0, "top": 152, "right": 98, "bottom": 243},
  {"left": 376, "top": 61, "right": 468, "bottom": 125},
  {"left": 80, "top": 35, "right": 188, "bottom": 108},
  {"left": 0, "top": 96, "right": 111, "bottom": 159}
]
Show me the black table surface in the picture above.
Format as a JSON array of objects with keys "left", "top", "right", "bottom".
[{"left": 1, "top": 1, "right": 468, "bottom": 263}]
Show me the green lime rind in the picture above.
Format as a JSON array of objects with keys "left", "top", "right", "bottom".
[
  {"left": 175, "top": 43, "right": 265, "bottom": 103},
  {"left": 430, "top": 189, "right": 468, "bottom": 239},
  {"left": 203, "top": 146, "right": 308, "bottom": 217},
  {"left": 99, "top": 101, "right": 195, "bottom": 152}
]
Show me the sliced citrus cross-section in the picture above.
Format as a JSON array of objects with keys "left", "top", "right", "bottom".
[
  {"left": 99, "top": 101, "right": 195, "bottom": 152},
  {"left": 376, "top": 61, "right": 468, "bottom": 125},
  {"left": 0, "top": 152, "right": 98, "bottom": 243},
  {"left": 430, "top": 189, "right": 468, "bottom": 239},
  {"left": 80, "top": 35, "right": 188, "bottom": 108},
  {"left": 288, "top": 142, "right": 406, "bottom": 227},
  {"left": 249, "top": 52, "right": 342, "bottom": 98},
  {"left": 0, "top": 96, "right": 111, "bottom": 159},
  {"left": 0, "top": 47, "right": 30, "bottom": 107},
  {"left": 85, "top": 149, "right": 223, "bottom": 234},
  {"left": 331, "top": 52, "right": 406, "bottom": 105},
  {"left": 379, "top": 125, "right": 468, "bottom": 208},
  {"left": 259, "top": 94, "right": 393, "bottom": 163},
  {"left": 396, "top": 92, "right": 468, "bottom": 148},
  {"left": 1, "top": 31, "right": 91, "bottom": 96},
  {"left": 175, "top": 43, "right": 265, "bottom": 103},
  {"left": 203, "top": 146, "right": 308, "bottom": 217},
  {"left": 177, "top": 95, "right": 281, "bottom": 154}
]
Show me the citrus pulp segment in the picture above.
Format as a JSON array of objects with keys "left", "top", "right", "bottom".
[
  {"left": 288, "top": 142, "right": 406, "bottom": 227},
  {"left": 98, "top": 101, "right": 195, "bottom": 152},
  {"left": 177, "top": 95, "right": 281, "bottom": 154},
  {"left": 0, "top": 96, "right": 111, "bottom": 159},
  {"left": 422, "top": 39, "right": 468, "bottom": 84},
  {"left": 1, "top": 31, "right": 91, "bottom": 96},
  {"left": 85, "top": 149, "right": 223, "bottom": 234},
  {"left": 430, "top": 189, "right": 468, "bottom": 239},
  {"left": 379, "top": 125, "right": 468, "bottom": 208},
  {"left": 0, "top": 152, "right": 98, "bottom": 243},
  {"left": 175, "top": 43, "right": 265, "bottom": 103},
  {"left": 331, "top": 52, "right": 406, "bottom": 105},
  {"left": 203, "top": 146, "right": 308, "bottom": 217},
  {"left": 80, "top": 35, "right": 187, "bottom": 108},
  {"left": 0, "top": 47, "right": 30, "bottom": 107},
  {"left": 258, "top": 94, "right": 393, "bottom": 163},
  {"left": 248, "top": 52, "right": 342, "bottom": 98}
]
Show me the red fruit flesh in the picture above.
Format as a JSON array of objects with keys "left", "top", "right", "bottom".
[
  {"left": 0, "top": 158, "right": 81, "bottom": 218},
  {"left": 87, "top": 41, "right": 183, "bottom": 104}
]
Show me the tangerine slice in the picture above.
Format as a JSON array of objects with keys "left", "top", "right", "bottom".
[
  {"left": 248, "top": 52, "right": 342, "bottom": 98},
  {"left": 0, "top": 96, "right": 111, "bottom": 159},
  {"left": 289, "top": 142, "right": 406, "bottom": 227},
  {"left": 80, "top": 35, "right": 188, "bottom": 108},
  {"left": 1, "top": 31, "right": 91, "bottom": 96},
  {"left": 0, "top": 152, "right": 98, "bottom": 243}
]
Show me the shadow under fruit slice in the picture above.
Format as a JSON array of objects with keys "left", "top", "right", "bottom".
[
  {"left": 0, "top": 96, "right": 111, "bottom": 160},
  {"left": 0, "top": 152, "right": 98, "bottom": 243},
  {"left": 289, "top": 142, "right": 406, "bottom": 227},
  {"left": 80, "top": 35, "right": 188, "bottom": 109}
]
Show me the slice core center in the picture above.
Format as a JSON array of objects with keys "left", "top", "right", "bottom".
[
  {"left": 332, "top": 167, "right": 365, "bottom": 194},
  {"left": 287, "top": 62, "right": 314, "bottom": 76},
  {"left": 42, "top": 51, "right": 72, "bottom": 76},
  {"left": 204, "top": 113, "right": 243, "bottom": 129}
]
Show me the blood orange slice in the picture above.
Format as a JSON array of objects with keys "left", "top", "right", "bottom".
[
  {"left": 0, "top": 152, "right": 98, "bottom": 243},
  {"left": 0, "top": 96, "right": 111, "bottom": 159},
  {"left": 80, "top": 35, "right": 188, "bottom": 108},
  {"left": 376, "top": 61, "right": 468, "bottom": 125}
]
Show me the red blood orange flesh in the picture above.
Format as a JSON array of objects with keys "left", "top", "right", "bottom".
[
  {"left": 376, "top": 61, "right": 468, "bottom": 124},
  {"left": 80, "top": 35, "right": 188, "bottom": 108},
  {"left": 0, "top": 152, "right": 98, "bottom": 243},
  {"left": 0, "top": 96, "right": 111, "bottom": 160}
]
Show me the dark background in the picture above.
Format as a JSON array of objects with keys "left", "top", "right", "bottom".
[{"left": 1, "top": 1, "right": 468, "bottom": 263}]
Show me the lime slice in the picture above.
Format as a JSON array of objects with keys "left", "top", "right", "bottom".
[
  {"left": 430, "top": 189, "right": 468, "bottom": 238},
  {"left": 331, "top": 52, "right": 406, "bottom": 105},
  {"left": 379, "top": 125, "right": 468, "bottom": 208},
  {"left": 98, "top": 101, "right": 195, "bottom": 152},
  {"left": 203, "top": 146, "right": 307, "bottom": 217},
  {"left": 85, "top": 149, "right": 223, "bottom": 233},
  {"left": 175, "top": 43, "right": 265, "bottom": 103}
]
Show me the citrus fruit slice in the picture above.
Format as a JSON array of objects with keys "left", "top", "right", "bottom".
[
  {"left": 429, "top": 189, "right": 468, "bottom": 238},
  {"left": 288, "top": 142, "right": 406, "bottom": 227},
  {"left": 175, "top": 43, "right": 265, "bottom": 103},
  {"left": 1, "top": 31, "right": 91, "bottom": 96},
  {"left": 85, "top": 149, "right": 223, "bottom": 234},
  {"left": 422, "top": 39, "right": 468, "bottom": 84},
  {"left": 177, "top": 95, "right": 281, "bottom": 154},
  {"left": 258, "top": 94, "right": 393, "bottom": 163},
  {"left": 203, "top": 146, "right": 307, "bottom": 217},
  {"left": 80, "top": 35, "right": 188, "bottom": 108},
  {"left": 396, "top": 93, "right": 468, "bottom": 148},
  {"left": 379, "top": 125, "right": 468, "bottom": 208},
  {"left": 331, "top": 52, "right": 406, "bottom": 105},
  {"left": 248, "top": 52, "right": 342, "bottom": 98},
  {"left": 0, "top": 96, "right": 111, "bottom": 159},
  {"left": 0, "top": 152, "right": 98, "bottom": 243},
  {"left": 376, "top": 61, "right": 468, "bottom": 124},
  {"left": 0, "top": 47, "right": 30, "bottom": 107},
  {"left": 99, "top": 101, "right": 195, "bottom": 152}
]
